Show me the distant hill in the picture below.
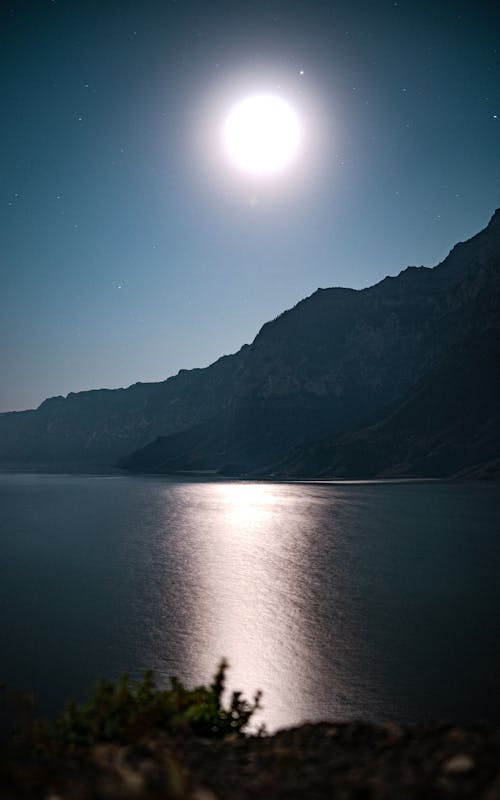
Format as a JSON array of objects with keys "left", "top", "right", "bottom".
[
  {"left": 0, "top": 348, "right": 247, "bottom": 470},
  {"left": 122, "top": 209, "right": 500, "bottom": 478},
  {"left": 1, "top": 209, "right": 499, "bottom": 478}
]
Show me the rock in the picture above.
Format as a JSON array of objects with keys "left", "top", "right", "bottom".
[{"left": 442, "top": 753, "right": 476, "bottom": 775}]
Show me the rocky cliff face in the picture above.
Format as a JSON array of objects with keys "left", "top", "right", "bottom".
[
  {"left": 271, "top": 326, "right": 500, "bottom": 479},
  {"left": 0, "top": 347, "right": 248, "bottom": 469},
  {"left": 122, "top": 210, "right": 500, "bottom": 476},
  {"left": 2, "top": 210, "right": 499, "bottom": 477}
]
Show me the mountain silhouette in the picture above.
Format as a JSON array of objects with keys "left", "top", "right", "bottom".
[
  {"left": 1, "top": 209, "right": 499, "bottom": 478},
  {"left": 269, "top": 327, "right": 500, "bottom": 479},
  {"left": 122, "top": 209, "right": 500, "bottom": 478},
  {"left": 0, "top": 349, "right": 247, "bottom": 471}
]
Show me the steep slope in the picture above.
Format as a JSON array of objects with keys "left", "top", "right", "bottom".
[
  {"left": 271, "top": 326, "right": 500, "bottom": 479},
  {"left": 0, "top": 347, "right": 248, "bottom": 469},
  {"left": 2, "top": 210, "right": 499, "bottom": 475},
  {"left": 123, "top": 210, "right": 500, "bottom": 475}
]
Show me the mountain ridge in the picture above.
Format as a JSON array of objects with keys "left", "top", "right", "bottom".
[
  {"left": 1, "top": 209, "right": 499, "bottom": 477},
  {"left": 0, "top": 347, "right": 249, "bottom": 468},
  {"left": 122, "top": 209, "right": 500, "bottom": 477}
]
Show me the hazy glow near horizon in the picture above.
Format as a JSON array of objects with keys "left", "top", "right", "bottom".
[{"left": 223, "top": 94, "right": 301, "bottom": 176}]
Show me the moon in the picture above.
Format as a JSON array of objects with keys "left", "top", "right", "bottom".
[{"left": 223, "top": 94, "right": 302, "bottom": 177}]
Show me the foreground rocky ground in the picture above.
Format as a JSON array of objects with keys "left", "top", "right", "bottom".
[{"left": 3, "top": 721, "right": 500, "bottom": 799}]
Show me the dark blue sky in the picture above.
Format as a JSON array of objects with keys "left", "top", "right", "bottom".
[{"left": 1, "top": 0, "right": 499, "bottom": 411}]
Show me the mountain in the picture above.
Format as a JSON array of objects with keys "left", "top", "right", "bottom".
[
  {"left": 0, "top": 347, "right": 247, "bottom": 470},
  {"left": 122, "top": 209, "right": 500, "bottom": 478},
  {"left": 270, "top": 327, "right": 500, "bottom": 479},
  {"left": 2, "top": 209, "right": 499, "bottom": 477}
]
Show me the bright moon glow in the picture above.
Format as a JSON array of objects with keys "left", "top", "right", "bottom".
[{"left": 223, "top": 94, "right": 301, "bottom": 176}]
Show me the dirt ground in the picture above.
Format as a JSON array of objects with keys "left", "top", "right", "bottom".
[{"left": 3, "top": 720, "right": 500, "bottom": 799}]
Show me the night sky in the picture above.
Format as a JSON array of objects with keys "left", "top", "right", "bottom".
[{"left": 1, "top": 0, "right": 499, "bottom": 412}]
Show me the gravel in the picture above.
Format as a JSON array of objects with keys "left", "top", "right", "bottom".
[{"left": 3, "top": 721, "right": 500, "bottom": 799}]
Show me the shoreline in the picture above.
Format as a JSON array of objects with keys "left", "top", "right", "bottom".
[{"left": 0, "top": 467, "right": 465, "bottom": 484}]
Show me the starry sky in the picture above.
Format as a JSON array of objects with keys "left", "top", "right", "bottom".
[{"left": 1, "top": 0, "right": 499, "bottom": 412}]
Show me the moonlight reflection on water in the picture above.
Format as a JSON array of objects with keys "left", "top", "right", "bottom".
[
  {"left": 1, "top": 475, "right": 500, "bottom": 731},
  {"left": 169, "top": 482, "right": 373, "bottom": 729}
]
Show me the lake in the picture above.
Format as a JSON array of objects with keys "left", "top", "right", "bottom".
[{"left": 1, "top": 473, "right": 499, "bottom": 731}]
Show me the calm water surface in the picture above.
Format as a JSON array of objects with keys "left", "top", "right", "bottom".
[{"left": 1, "top": 474, "right": 499, "bottom": 731}]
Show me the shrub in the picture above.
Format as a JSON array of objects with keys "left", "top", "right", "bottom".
[{"left": 27, "top": 660, "right": 262, "bottom": 755}]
